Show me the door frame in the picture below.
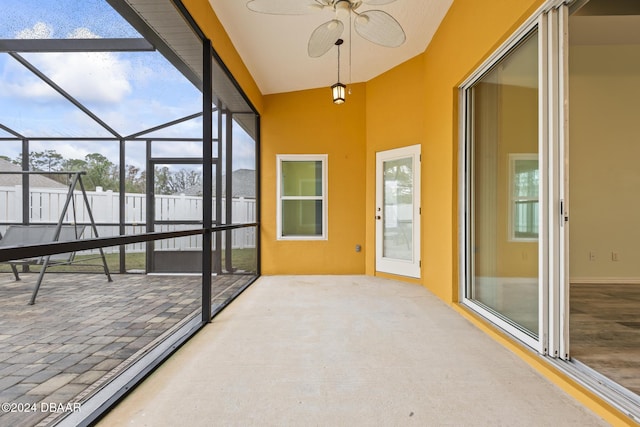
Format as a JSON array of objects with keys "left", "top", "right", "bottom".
[
  {"left": 458, "top": 4, "right": 570, "bottom": 354},
  {"left": 375, "top": 144, "right": 421, "bottom": 278}
]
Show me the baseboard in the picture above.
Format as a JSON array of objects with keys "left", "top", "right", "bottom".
[{"left": 570, "top": 277, "right": 640, "bottom": 285}]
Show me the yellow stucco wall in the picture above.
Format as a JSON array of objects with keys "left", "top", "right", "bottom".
[
  {"left": 182, "top": 0, "right": 547, "bottom": 287},
  {"left": 364, "top": 0, "right": 547, "bottom": 302},
  {"left": 182, "top": 0, "right": 552, "bottom": 290},
  {"left": 260, "top": 86, "right": 367, "bottom": 274},
  {"left": 365, "top": 55, "right": 426, "bottom": 286}
]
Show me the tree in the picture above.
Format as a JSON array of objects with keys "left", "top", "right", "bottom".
[
  {"left": 83, "top": 153, "right": 118, "bottom": 191},
  {"left": 63, "top": 158, "right": 88, "bottom": 172},
  {"left": 7, "top": 150, "right": 205, "bottom": 195},
  {"left": 124, "top": 165, "right": 145, "bottom": 193},
  {"left": 170, "top": 168, "right": 201, "bottom": 194},
  {"left": 154, "top": 166, "right": 172, "bottom": 195},
  {"left": 15, "top": 150, "right": 64, "bottom": 172}
]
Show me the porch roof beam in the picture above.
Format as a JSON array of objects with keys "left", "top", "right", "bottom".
[{"left": 0, "top": 38, "right": 154, "bottom": 53}]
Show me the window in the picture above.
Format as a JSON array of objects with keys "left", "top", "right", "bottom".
[
  {"left": 277, "top": 155, "right": 327, "bottom": 240},
  {"left": 509, "top": 154, "right": 539, "bottom": 241}
]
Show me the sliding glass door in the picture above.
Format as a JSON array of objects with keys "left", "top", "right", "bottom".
[
  {"left": 463, "top": 0, "right": 640, "bottom": 416},
  {"left": 466, "top": 28, "right": 541, "bottom": 348},
  {"left": 461, "top": 4, "right": 569, "bottom": 355}
]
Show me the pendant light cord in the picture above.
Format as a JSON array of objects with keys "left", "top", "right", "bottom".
[
  {"left": 349, "top": 12, "right": 352, "bottom": 92},
  {"left": 338, "top": 42, "right": 341, "bottom": 82},
  {"left": 335, "top": 38, "right": 344, "bottom": 83}
]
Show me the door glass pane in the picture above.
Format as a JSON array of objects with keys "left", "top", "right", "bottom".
[
  {"left": 383, "top": 157, "right": 413, "bottom": 261},
  {"left": 469, "top": 30, "right": 539, "bottom": 337}
]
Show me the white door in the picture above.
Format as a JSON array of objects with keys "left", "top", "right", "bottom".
[{"left": 375, "top": 145, "right": 421, "bottom": 278}]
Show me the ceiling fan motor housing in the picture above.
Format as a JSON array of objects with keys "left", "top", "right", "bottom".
[
  {"left": 247, "top": 0, "right": 405, "bottom": 56},
  {"left": 334, "top": 1, "right": 351, "bottom": 19},
  {"left": 328, "top": 0, "right": 362, "bottom": 9}
]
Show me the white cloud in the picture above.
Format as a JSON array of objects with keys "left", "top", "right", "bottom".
[
  {"left": 68, "top": 27, "right": 99, "bottom": 39},
  {"left": 1, "top": 75, "right": 58, "bottom": 101},
  {"left": 8, "top": 23, "right": 132, "bottom": 104},
  {"left": 45, "top": 51, "right": 132, "bottom": 103},
  {"left": 16, "top": 22, "right": 54, "bottom": 39}
]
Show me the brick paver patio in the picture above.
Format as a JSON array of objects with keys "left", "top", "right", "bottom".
[{"left": 0, "top": 272, "right": 253, "bottom": 427}]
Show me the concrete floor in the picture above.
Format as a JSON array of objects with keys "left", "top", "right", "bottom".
[{"left": 98, "top": 275, "right": 608, "bottom": 427}]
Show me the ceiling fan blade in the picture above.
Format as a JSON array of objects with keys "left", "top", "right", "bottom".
[
  {"left": 362, "top": 0, "right": 397, "bottom": 5},
  {"left": 308, "top": 20, "right": 345, "bottom": 58},
  {"left": 354, "top": 10, "right": 406, "bottom": 48},
  {"left": 246, "top": 0, "right": 324, "bottom": 15}
]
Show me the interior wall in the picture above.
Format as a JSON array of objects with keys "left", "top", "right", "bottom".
[
  {"left": 190, "top": 0, "right": 546, "bottom": 289},
  {"left": 366, "top": 0, "right": 545, "bottom": 302},
  {"left": 569, "top": 44, "right": 640, "bottom": 282},
  {"left": 365, "top": 54, "right": 426, "bottom": 284},
  {"left": 260, "top": 86, "right": 367, "bottom": 274}
]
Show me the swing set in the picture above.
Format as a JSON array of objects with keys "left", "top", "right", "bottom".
[{"left": 0, "top": 171, "right": 112, "bottom": 304}]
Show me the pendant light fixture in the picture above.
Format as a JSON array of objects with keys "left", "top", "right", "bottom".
[{"left": 331, "top": 38, "right": 346, "bottom": 104}]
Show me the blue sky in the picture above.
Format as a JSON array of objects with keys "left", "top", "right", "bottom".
[
  {"left": 1, "top": 0, "right": 140, "bottom": 39},
  {"left": 0, "top": 0, "right": 256, "bottom": 171}
]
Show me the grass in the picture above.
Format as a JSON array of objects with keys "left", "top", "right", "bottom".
[{"left": 221, "top": 248, "right": 257, "bottom": 273}]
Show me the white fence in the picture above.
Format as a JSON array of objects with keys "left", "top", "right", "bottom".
[{"left": 0, "top": 186, "right": 256, "bottom": 252}]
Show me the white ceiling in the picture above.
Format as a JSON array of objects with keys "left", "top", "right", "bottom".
[{"left": 208, "top": 0, "right": 453, "bottom": 95}]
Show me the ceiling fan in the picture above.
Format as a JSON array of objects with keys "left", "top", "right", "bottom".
[{"left": 246, "top": 0, "right": 406, "bottom": 58}]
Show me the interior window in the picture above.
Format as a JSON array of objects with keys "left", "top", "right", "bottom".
[{"left": 277, "top": 155, "right": 327, "bottom": 239}]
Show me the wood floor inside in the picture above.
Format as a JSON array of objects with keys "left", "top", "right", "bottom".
[{"left": 570, "top": 283, "right": 640, "bottom": 396}]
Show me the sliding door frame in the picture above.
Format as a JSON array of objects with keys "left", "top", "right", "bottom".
[{"left": 459, "top": 0, "right": 571, "bottom": 357}]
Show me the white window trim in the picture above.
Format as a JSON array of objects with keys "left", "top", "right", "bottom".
[
  {"left": 508, "top": 153, "right": 539, "bottom": 242},
  {"left": 276, "top": 154, "right": 328, "bottom": 240}
]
